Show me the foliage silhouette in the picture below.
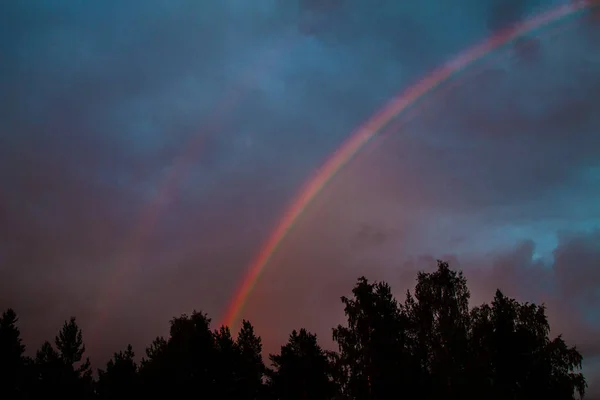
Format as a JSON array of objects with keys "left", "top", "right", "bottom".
[
  {"left": 268, "top": 328, "right": 339, "bottom": 399},
  {"left": 96, "top": 344, "right": 138, "bottom": 399},
  {"left": 333, "top": 277, "right": 422, "bottom": 399},
  {"left": 0, "top": 309, "right": 27, "bottom": 399},
  {"left": 233, "top": 320, "right": 268, "bottom": 399},
  {"left": 0, "top": 261, "right": 588, "bottom": 400},
  {"left": 29, "top": 317, "right": 93, "bottom": 399}
]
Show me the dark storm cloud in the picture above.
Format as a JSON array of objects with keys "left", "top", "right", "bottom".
[{"left": 1, "top": 2, "right": 599, "bottom": 393}]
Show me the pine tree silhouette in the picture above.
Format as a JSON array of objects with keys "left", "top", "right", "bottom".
[{"left": 1, "top": 260, "right": 588, "bottom": 400}]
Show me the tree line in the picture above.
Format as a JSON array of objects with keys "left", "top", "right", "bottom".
[{"left": 0, "top": 261, "right": 587, "bottom": 399}]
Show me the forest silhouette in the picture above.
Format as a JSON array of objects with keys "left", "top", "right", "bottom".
[{"left": 0, "top": 261, "right": 588, "bottom": 399}]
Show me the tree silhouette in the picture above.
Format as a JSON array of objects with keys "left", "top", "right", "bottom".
[
  {"left": 138, "top": 336, "right": 168, "bottom": 397},
  {"left": 469, "top": 290, "right": 587, "bottom": 400},
  {"left": 30, "top": 317, "right": 93, "bottom": 399},
  {"left": 0, "top": 260, "right": 589, "bottom": 400},
  {"left": 32, "top": 340, "right": 63, "bottom": 396},
  {"left": 139, "top": 311, "right": 217, "bottom": 397},
  {"left": 333, "top": 261, "right": 586, "bottom": 400},
  {"left": 268, "top": 329, "right": 339, "bottom": 400},
  {"left": 333, "top": 277, "right": 422, "bottom": 399},
  {"left": 96, "top": 344, "right": 138, "bottom": 400},
  {"left": 214, "top": 325, "right": 241, "bottom": 396},
  {"left": 0, "top": 309, "right": 28, "bottom": 399},
  {"left": 408, "top": 261, "right": 472, "bottom": 399},
  {"left": 235, "top": 320, "right": 268, "bottom": 399}
]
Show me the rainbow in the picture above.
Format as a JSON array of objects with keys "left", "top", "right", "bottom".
[
  {"left": 220, "top": 0, "right": 598, "bottom": 330},
  {"left": 88, "top": 36, "right": 295, "bottom": 343}
]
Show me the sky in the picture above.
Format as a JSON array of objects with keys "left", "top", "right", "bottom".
[{"left": 1, "top": 0, "right": 599, "bottom": 394}]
